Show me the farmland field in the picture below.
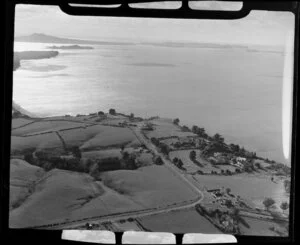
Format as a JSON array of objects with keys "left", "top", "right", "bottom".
[
  {"left": 10, "top": 133, "right": 63, "bottom": 153},
  {"left": 11, "top": 118, "right": 33, "bottom": 129},
  {"left": 145, "top": 119, "right": 196, "bottom": 139},
  {"left": 10, "top": 168, "right": 128, "bottom": 228},
  {"left": 191, "top": 174, "right": 289, "bottom": 209},
  {"left": 239, "top": 216, "right": 288, "bottom": 236},
  {"left": 11, "top": 120, "right": 88, "bottom": 136},
  {"left": 138, "top": 208, "right": 222, "bottom": 234},
  {"left": 100, "top": 165, "right": 198, "bottom": 208},
  {"left": 10, "top": 159, "right": 45, "bottom": 209}
]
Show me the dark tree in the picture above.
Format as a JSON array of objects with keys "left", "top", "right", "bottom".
[
  {"left": 71, "top": 146, "right": 82, "bottom": 159},
  {"left": 263, "top": 198, "right": 276, "bottom": 211},
  {"left": 173, "top": 118, "right": 180, "bottom": 125},
  {"left": 122, "top": 151, "right": 130, "bottom": 160},
  {"left": 189, "top": 150, "right": 196, "bottom": 161},
  {"left": 155, "top": 156, "right": 164, "bottom": 165},
  {"left": 98, "top": 111, "right": 105, "bottom": 115},
  {"left": 177, "top": 159, "right": 184, "bottom": 168},
  {"left": 181, "top": 125, "right": 191, "bottom": 132},
  {"left": 24, "top": 152, "right": 34, "bottom": 164},
  {"left": 280, "top": 201, "right": 289, "bottom": 213},
  {"left": 226, "top": 169, "right": 232, "bottom": 175},
  {"left": 109, "top": 108, "right": 116, "bottom": 115},
  {"left": 151, "top": 137, "right": 159, "bottom": 146},
  {"left": 159, "top": 143, "right": 170, "bottom": 155},
  {"left": 192, "top": 125, "right": 198, "bottom": 134}
]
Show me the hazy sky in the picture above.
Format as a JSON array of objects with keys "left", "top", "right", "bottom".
[{"left": 15, "top": 3, "right": 294, "bottom": 46}]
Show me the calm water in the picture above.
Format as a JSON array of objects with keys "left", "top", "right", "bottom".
[{"left": 13, "top": 42, "right": 289, "bottom": 164}]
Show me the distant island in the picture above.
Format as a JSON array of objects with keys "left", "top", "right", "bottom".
[
  {"left": 13, "top": 51, "right": 59, "bottom": 70},
  {"left": 142, "top": 41, "right": 247, "bottom": 49},
  {"left": 47, "top": 45, "right": 94, "bottom": 50},
  {"left": 15, "top": 33, "right": 135, "bottom": 46}
]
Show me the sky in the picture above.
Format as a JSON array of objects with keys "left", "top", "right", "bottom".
[{"left": 14, "top": 2, "right": 295, "bottom": 46}]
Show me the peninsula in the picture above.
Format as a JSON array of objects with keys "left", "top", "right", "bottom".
[{"left": 13, "top": 51, "right": 59, "bottom": 70}]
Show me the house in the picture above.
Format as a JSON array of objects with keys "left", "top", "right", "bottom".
[
  {"left": 230, "top": 160, "right": 244, "bottom": 169},
  {"left": 142, "top": 123, "right": 154, "bottom": 131},
  {"left": 236, "top": 157, "right": 246, "bottom": 162},
  {"left": 214, "top": 152, "right": 223, "bottom": 158}
]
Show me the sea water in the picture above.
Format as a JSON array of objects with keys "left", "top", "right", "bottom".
[{"left": 13, "top": 41, "right": 289, "bottom": 164}]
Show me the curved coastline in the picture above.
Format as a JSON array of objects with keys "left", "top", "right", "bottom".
[{"left": 13, "top": 50, "right": 60, "bottom": 117}]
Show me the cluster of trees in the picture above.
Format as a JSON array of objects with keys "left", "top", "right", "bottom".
[
  {"left": 229, "top": 143, "right": 256, "bottom": 159},
  {"left": 23, "top": 146, "right": 141, "bottom": 179},
  {"left": 121, "top": 151, "right": 138, "bottom": 170},
  {"left": 267, "top": 163, "right": 291, "bottom": 177},
  {"left": 173, "top": 141, "right": 195, "bottom": 149},
  {"left": 192, "top": 125, "right": 208, "bottom": 138},
  {"left": 151, "top": 138, "right": 170, "bottom": 155},
  {"left": 25, "top": 149, "right": 84, "bottom": 172},
  {"left": 181, "top": 125, "right": 191, "bottom": 132},
  {"left": 212, "top": 133, "right": 224, "bottom": 144},
  {"left": 220, "top": 169, "right": 233, "bottom": 175},
  {"left": 172, "top": 157, "right": 186, "bottom": 171},
  {"left": 202, "top": 142, "right": 230, "bottom": 157},
  {"left": 195, "top": 204, "right": 240, "bottom": 234},
  {"left": 263, "top": 198, "right": 289, "bottom": 214},
  {"left": 243, "top": 160, "right": 256, "bottom": 173}
]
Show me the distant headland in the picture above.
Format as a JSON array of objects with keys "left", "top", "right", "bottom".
[
  {"left": 13, "top": 51, "right": 59, "bottom": 71},
  {"left": 15, "top": 33, "right": 135, "bottom": 46},
  {"left": 47, "top": 45, "right": 94, "bottom": 50}
]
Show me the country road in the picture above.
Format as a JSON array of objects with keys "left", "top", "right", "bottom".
[{"left": 30, "top": 125, "right": 206, "bottom": 230}]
